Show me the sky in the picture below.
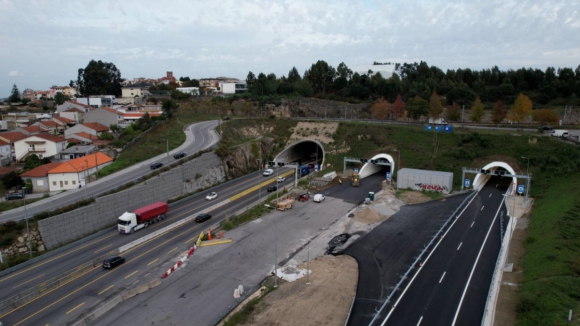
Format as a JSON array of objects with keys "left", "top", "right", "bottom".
[{"left": 1, "top": 0, "right": 579, "bottom": 98}]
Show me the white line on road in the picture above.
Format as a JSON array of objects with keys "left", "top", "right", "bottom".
[
  {"left": 417, "top": 316, "right": 424, "bottom": 325},
  {"left": 481, "top": 206, "right": 485, "bottom": 211},
  {"left": 489, "top": 194, "right": 492, "bottom": 198},
  {"left": 470, "top": 221, "right": 475, "bottom": 227},
  {"left": 439, "top": 272, "right": 446, "bottom": 283},
  {"left": 495, "top": 184, "right": 498, "bottom": 187},
  {"left": 451, "top": 195, "right": 506, "bottom": 325},
  {"left": 457, "top": 242, "right": 462, "bottom": 250}
]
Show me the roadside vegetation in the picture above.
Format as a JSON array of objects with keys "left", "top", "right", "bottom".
[{"left": 222, "top": 285, "right": 276, "bottom": 326}]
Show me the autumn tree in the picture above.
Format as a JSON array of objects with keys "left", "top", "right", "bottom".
[
  {"left": 445, "top": 102, "right": 462, "bottom": 122},
  {"left": 406, "top": 95, "right": 428, "bottom": 120},
  {"left": 370, "top": 98, "right": 390, "bottom": 120},
  {"left": 428, "top": 91, "right": 444, "bottom": 120},
  {"left": 470, "top": 96, "right": 485, "bottom": 122},
  {"left": 532, "top": 108, "right": 559, "bottom": 126},
  {"left": 392, "top": 94, "right": 405, "bottom": 120},
  {"left": 509, "top": 93, "right": 533, "bottom": 123},
  {"left": 491, "top": 100, "right": 507, "bottom": 124}
]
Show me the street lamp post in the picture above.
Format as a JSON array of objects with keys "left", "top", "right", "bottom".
[
  {"left": 521, "top": 156, "right": 529, "bottom": 175},
  {"left": 22, "top": 187, "right": 32, "bottom": 257},
  {"left": 83, "top": 160, "right": 89, "bottom": 199},
  {"left": 394, "top": 149, "right": 401, "bottom": 189},
  {"left": 162, "top": 139, "right": 169, "bottom": 160},
  {"left": 257, "top": 159, "right": 262, "bottom": 205}
]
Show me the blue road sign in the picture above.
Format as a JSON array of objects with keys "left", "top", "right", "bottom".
[
  {"left": 425, "top": 125, "right": 433, "bottom": 131},
  {"left": 435, "top": 125, "right": 443, "bottom": 132},
  {"left": 354, "top": 168, "right": 359, "bottom": 173},
  {"left": 315, "top": 164, "right": 319, "bottom": 172},
  {"left": 518, "top": 185, "right": 524, "bottom": 194},
  {"left": 444, "top": 125, "right": 452, "bottom": 133},
  {"left": 386, "top": 172, "right": 391, "bottom": 181},
  {"left": 465, "top": 179, "right": 471, "bottom": 188}
]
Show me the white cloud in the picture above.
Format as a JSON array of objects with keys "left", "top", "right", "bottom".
[{"left": 7, "top": 71, "right": 24, "bottom": 77}]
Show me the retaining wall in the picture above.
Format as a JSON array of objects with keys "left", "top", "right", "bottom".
[{"left": 38, "top": 153, "right": 226, "bottom": 250}]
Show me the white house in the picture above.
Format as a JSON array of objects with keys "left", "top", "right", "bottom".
[
  {"left": 20, "top": 162, "right": 63, "bottom": 193},
  {"left": 47, "top": 152, "right": 113, "bottom": 191},
  {"left": 219, "top": 82, "right": 247, "bottom": 94},
  {"left": 64, "top": 122, "right": 109, "bottom": 138},
  {"left": 0, "top": 139, "right": 11, "bottom": 166},
  {"left": 14, "top": 134, "right": 67, "bottom": 162},
  {"left": 176, "top": 87, "right": 200, "bottom": 96}
]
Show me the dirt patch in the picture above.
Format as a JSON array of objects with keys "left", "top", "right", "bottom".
[
  {"left": 397, "top": 190, "right": 435, "bottom": 205},
  {"left": 288, "top": 122, "right": 338, "bottom": 144},
  {"left": 354, "top": 206, "right": 383, "bottom": 224},
  {"left": 493, "top": 216, "right": 528, "bottom": 326},
  {"left": 239, "top": 255, "right": 358, "bottom": 326}
]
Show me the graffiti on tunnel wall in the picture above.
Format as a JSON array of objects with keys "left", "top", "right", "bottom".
[{"left": 415, "top": 183, "right": 448, "bottom": 193}]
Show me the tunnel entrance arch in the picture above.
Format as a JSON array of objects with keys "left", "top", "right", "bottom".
[
  {"left": 274, "top": 140, "right": 325, "bottom": 169},
  {"left": 472, "top": 161, "right": 517, "bottom": 194},
  {"left": 359, "top": 154, "right": 395, "bottom": 178}
]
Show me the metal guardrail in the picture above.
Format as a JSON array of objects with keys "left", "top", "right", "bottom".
[{"left": 366, "top": 191, "right": 477, "bottom": 326}]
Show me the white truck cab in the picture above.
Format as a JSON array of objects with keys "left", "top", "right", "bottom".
[{"left": 118, "top": 212, "right": 142, "bottom": 234}]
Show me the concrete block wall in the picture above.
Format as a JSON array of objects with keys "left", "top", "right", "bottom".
[{"left": 39, "top": 152, "right": 225, "bottom": 250}]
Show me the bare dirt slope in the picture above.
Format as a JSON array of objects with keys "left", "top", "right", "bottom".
[{"left": 239, "top": 255, "right": 358, "bottom": 326}]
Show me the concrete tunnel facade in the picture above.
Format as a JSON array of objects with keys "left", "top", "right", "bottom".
[
  {"left": 473, "top": 161, "right": 518, "bottom": 194},
  {"left": 274, "top": 140, "right": 325, "bottom": 168},
  {"left": 359, "top": 154, "right": 395, "bottom": 178}
]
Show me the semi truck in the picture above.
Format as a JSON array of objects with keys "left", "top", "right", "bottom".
[
  {"left": 299, "top": 165, "right": 310, "bottom": 177},
  {"left": 118, "top": 202, "right": 169, "bottom": 234}
]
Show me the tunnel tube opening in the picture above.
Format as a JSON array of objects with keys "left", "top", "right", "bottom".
[
  {"left": 275, "top": 140, "right": 325, "bottom": 170},
  {"left": 473, "top": 161, "right": 517, "bottom": 194},
  {"left": 359, "top": 154, "right": 395, "bottom": 179}
]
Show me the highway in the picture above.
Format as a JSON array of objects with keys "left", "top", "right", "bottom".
[
  {"left": 378, "top": 176, "right": 511, "bottom": 326},
  {"left": 0, "top": 166, "right": 296, "bottom": 326},
  {"left": 0, "top": 120, "right": 220, "bottom": 223}
]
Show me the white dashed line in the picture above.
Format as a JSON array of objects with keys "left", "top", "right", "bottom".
[
  {"left": 457, "top": 242, "right": 462, "bottom": 250},
  {"left": 417, "top": 316, "right": 424, "bottom": 325},
  {"left": 439, "top": 272, "right": 446, "bottom": 283},
  {"left": 481, "top": 206, "right": 485, "bottom": 211},
  {"left": 471, "top": 221, "right": 475, "bottom": 227}
]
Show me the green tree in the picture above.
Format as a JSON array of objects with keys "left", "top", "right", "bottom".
[
  {"left": 470, "top": 96, "right": 485, "bottom": 122},
  {"left": 287, "top": 67, "right": 301, "bottom": 83},
  {"left": 336, "top": 62, "right": 353, "bottom": 79},
  {"left": 445, "top": 102, "right": 462, "bottom": 122},
  {"left": 76, "top": 60, "right": 123, "bottom": 96},
  {"left": 1, "top": 171, "right": 24, "bottom": 190},
  {"left": 9, "top": 84, "right": 20, "bottom": 103},
  {"left": 109, "top": 124, "right": 123, "bottom": 140},
  {"left": 20, "top": 98, "right": 30, "bottom": 105},
  {"left": 428, "top": 91, "right": 444, "bottom": 119},
  {"left": 509, "top": 93, "right": 533, "bottom": 123},
  {"left": 304, "top": 60, "right": 336, "bottom": 94},
  {"left": 54, "top": 92, "right": 69, "bottom": 105},
  {"left": 23, "top": 154, "right": 42, "bottom": 171},
  {"left": 491, "top": 100, "right": 507, "bottom": 124},
  {"left": 162, "top": 99, "right": 178, "bottom": 118},
  {"left": 406, "top": 95, "right": 428, "bottom": 120}
]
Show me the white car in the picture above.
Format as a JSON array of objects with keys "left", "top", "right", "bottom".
[
  {"left": 313, "top": 194, "right": 325, "bottom": 203},
  {"left": 276, "top": 177, "right": 286, "bottom": 183},
  {"left": 263, "top": 169, "right": 274, "bottom": 176},
  {"left": 206, "top": 192, "right": 218, "bottom": 200}
]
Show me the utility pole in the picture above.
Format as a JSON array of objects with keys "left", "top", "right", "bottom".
[
  {"left": 462, "top": 105, "right": 465, "bottom": 123},
  {"left": 94, "top": 150, "right": 99, "bottom": 179}
]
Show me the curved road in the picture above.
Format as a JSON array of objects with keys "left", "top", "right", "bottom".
[{"left": 0, "top": 120, "right": 220, "bottom": 223}]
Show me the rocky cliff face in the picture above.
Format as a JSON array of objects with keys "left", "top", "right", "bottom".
[{"left": 222, "top": 138, "right": 277, "bottom": 178}]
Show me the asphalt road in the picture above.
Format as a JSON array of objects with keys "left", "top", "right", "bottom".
[
  {"left": 0, "top": 166, "right": 296, "bottom": 326},
  {"left": 378, "top": 176, "right": 511, "bottom": 326},
  {"left": 0, "top": 120, "right": 220, "bottom": 223}
]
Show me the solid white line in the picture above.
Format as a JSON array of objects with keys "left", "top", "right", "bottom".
[
  {"left": 470, "top": 221, "right": 474, "bottom": 227},
  {"left": 457, "top": 242, "right": 462, "bottom": 250},
  {"left": 380, "top": 191, "right": 481, "bottom": 326},
  {"left": 417, "top": 316, "right": 424, "bottom": 325},
  {"left": 489, "top": 194, "right": 492, "bottom": 198},
  {"left": 481, "top": 206, "right": 485, "bottom": 211},
  {"left": 439, "top": 272, "right": 446, "bottom": 283},
  {"left": 451, "top": 196, "right": 506, "bottom": 325}
]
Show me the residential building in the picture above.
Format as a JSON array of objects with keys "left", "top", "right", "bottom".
[
  {"left": 20, "top": 162, "right": 63, "bottom": 193},
  {"left": 56, "top": 145, "right": 96, "bottom": 160},
  {"left": 0, "top": 139, "right": 11, "bottom": 166},
  {"left": 122, "top": 112, "right": 162, "bottom": 122},
  {"left": 1, "top": 112, "right": 36, "bottom": 127},
  {"left": 35, "top": 91, "right": 50, "bottom": 100},
  {"left": 59, "top": 108, "right": 85, "bottom": 123},
  {"left": 83, "top": 107, "right": 120, "bottom": 128},
  {"left": 76, "top": 95, "right": 116, "bottom": 108},
  {"left": 199, "top": 77, "right": 240, "bottom": 87},
  {"left": 14, "top": 134, "right": 67, "bottom": 162},
  {"left": 47, "top": 152, "right": 113, "bottom": 191},
  {"left": 49, "top": 85, "right": 67, "bottom": 98},
  {"left": 22, "top": 89, "right": 36, "bottom": 101},
  {"left": 64, "top": 122, "right": 109, "bottom": 138},
  {"left": 176, "top": 87, "right": 200, "bottom": 96},
  {"left": 121, "top": 84, "right": 150, "bottom": 98},
  {"left": 220, "top": 82, "right": 248, "bottom": 94},
  {"left": 31, "top": 120, "right": 63, "bottom": 134},
  {"left": 158, "top": 71, "right": 177, "bottom": 85},
  {"left": 16, "top": 125, "right": 47, "bottom": 135},
  {"left": 0, "top": 131, "right": 28, "bottom": 159},
  {"left": 53, "top": 115, "right": 77, "bottom": 127}
]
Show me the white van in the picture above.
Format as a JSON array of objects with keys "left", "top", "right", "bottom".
[
  {"left": 551, "top": 130, "right": 569, "bottom": 137},
  {"left": 263, "top": 169, "right": 274, "bottom": 176}
]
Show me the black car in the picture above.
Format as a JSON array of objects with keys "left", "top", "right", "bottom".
[
  {"left": 102, "top": 256, "right": 125, "bottom": 269},
  {"left": 5, "top": 193, "right": 24, "bottom": 200},
  {"left": 538, "top": 126, "right": 553, "bottom": 131},
  {"left": 223, "top": 116, "right": 231, "bottom": 121},
  {"left": 173, "top": 152, "right": 186, "bottom": 159},
  {"left": 195, "top": 213, "right": 212, "bottom": 223},
  {"left": 150, "top": 162, "right": 163, "bottom": 169},
  {"left": 267, "top": 186, "right": 277, "bottom": 192}
]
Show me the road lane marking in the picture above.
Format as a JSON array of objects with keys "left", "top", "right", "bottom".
[
  {"left": 439, "top": 272, "right": 446, "bottom": 283},
  {"left": 65, "top": 302, "right": 84, "bottom": 315},
  {"left": 98, "top": 285, "right": 114, "bottom": 295},
  {"left": 167, "top": 247, "right": 177, "bottom": 254},
  {"left": 93, "top": 244, "right": 112, "bottom": 254},
  {"left": 13, "top": 274, "right": 45, "bottom": 289},
  {"left": 489, "top": 194, "right": 492, "bottom": 198},
  {"left": 457, "top": 242, "right": 462, "bottom": 250},
  {"left": 481, "top": 206, "right": 485, "bottom": 211},
  {"left": 470, "top": 221, "right": 475, "bottom": 227},
  {"left": 451, "top": 194, "right": 506, "bottom": 325},
  {"left": 381, "top": 190, "right": 482, "bottom": 326},
  {"left": 148, "top": 258, "right": 159, "bottom": 266},
  {"left": 125, "top": 270, "right": 139, "bottom": 279},
  {"left": 417, "top": 316, "right": 423, "bottom": 325}
]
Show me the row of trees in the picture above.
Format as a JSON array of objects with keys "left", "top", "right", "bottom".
[{"left": 247, "top": 60, "right": 580, "bottom": 106}]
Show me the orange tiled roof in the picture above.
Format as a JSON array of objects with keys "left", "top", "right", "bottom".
[
  {"left": 0, "top": 131, "right": 28, "bottom": 142},
  {"left": 54, "top": 116, "right": 76, "bottom": 123},
  {"left": 21, "top": 126, "right": 46, "bottom": 133},
  {"left": 48, "top": 152, "right": 113, "bottom": 173},
  {"left": 82, "top": 122, "right": 109, "bottom": 132},
  {"left": 123, "top": 112, "right": 162, "bottom": 118},
  {"left": 20, "top": 162, "right": 63, "bottom": 178},
  {"left": 25, "top": 134, "right": 67, "bottom": 143},
  {"left": 102, "top": 107, "right": 118, "bottom": 114},
  {"left": 0, "top": 140, "right": 9, "bottom": 146},
  {"left": 39, "top": 121, "right": 59, "bottom": 128},
  {"left": 64, "top": 108, "right": 84, "bottom": 113},
  {"left": 73, "top": 132, "right": 98, "bottom": 140}
]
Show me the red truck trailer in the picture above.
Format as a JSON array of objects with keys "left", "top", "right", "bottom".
[{"left": 118, "top": 202, "right": 168, "bottom": 234}]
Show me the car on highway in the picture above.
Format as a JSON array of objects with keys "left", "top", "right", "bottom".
[
  {"left": 538, "top": 126, "right": 553, "bottom": 131},
  {"left": 102, "top": 256, "right": 125, "bottom": 269},
  {"left": 313, "top": 194, "right": 325, "bottom": 203},
  {"left": 150, "top": 162, "right": 163, "bottom": 169},
  {"left": 5, "top": 192, "right": 24, "bottom": 200},
  {"left": 195, "top": 213, "right": 212, "bottom": 223},
  {"left": 263, "top": 169, "right": 274, "bottom": 176},
  {"left": 223, "top": 116, "right": 231, "bottom": 121},
  {"left": 173, "top": 152, "right": 186, "bottom": 159},
  {"left": 276, "top": 177, "right": 286, "bottom": 183},
  {"left": 206, "top": 192, "right": 218, "bottom": 200},
  {"left": 267, "top": 185, "right": 277, "bottom": 192}
]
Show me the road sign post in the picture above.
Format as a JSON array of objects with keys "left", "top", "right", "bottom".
[{"left": 464, "top": 179, "right": 470, "bottom": 188}]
